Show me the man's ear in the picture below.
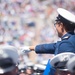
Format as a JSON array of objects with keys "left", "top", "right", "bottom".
[
  {"left": 60, "top": 22, "right": 64, "bottom": 27},
  {"left": 59, "top": 23, "right": 64, "bottom": 32},
  {"left": 59, "top": 22, "right": 64, "bottom": 29}
]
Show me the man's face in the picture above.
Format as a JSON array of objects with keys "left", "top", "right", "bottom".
[{"left": 55, "top": 21, "right": 63, "bottom": 37}]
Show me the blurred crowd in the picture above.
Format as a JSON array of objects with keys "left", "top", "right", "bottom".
[
  {"left": 0, "top": 0, "right": 75, "bottom": 74},
  {"left": 18, "top": 61, "right": 47, "bottom": 75}
]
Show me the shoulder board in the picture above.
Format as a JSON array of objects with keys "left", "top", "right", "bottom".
[{"left": 62, "top": 36, "right": 70, "bottom": 40}]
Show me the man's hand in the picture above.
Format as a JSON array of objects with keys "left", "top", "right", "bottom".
[{"left": 19, "top": 46, "right": 31, "bottom": 54}]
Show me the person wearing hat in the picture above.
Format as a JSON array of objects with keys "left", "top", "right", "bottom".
[
  {"left": 21, "top": 7, "right": 75, "bottom": 55},
  {"left": 20, "top": 8, "right": 75, "bottom": 75},
  {"left": 67, "top": 56, "right": 75, "bottom": 75},
  {"left": 18, "top": 64, "right": 26, "bottom": 75},
  {"left": 25, "top": 62, "right": 34, "bottom": 75},
  {"left": 33, "top": 64, "right": 46, "bottom": 75},
  {"left": 0, "top": 45, "right": 19, "bottom": 75},
  {"left": 50, "top": 52, "right": 75, "bottom": 75}
]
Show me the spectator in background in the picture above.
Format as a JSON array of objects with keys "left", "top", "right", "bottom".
[
  {"left": 25, "top": 62, "right": 34, "bottom": 75},
  {"left": 18, "top": 63, "right": 26, "bottom": 75},
  {"left": 0, "top": 45, "right": 19, "bottom": 75}
]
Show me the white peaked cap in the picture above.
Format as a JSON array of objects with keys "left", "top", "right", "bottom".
[
  {"left": 18, "top": 64, "right": 26, "bottom": 69},
  {"left": 50, "top": 52, "right": 75, "bottom": 71},
  {"left": 40, "top": 60, "right": 48, "bottom": 65},
  {"left": 67, "top": 56, "right": 75, "bottom": 73},
  {"left": 0, "top": 45, "right": 19, "bottom": 74},
  {"left": 0, "top": 45, "right": 19, "bottom": 64},
  {"left": 34, "top": 64, "right": 46, "bottom": 70},
  {"left": 57, "top": 8, "right": 75, "bottom": 23}
]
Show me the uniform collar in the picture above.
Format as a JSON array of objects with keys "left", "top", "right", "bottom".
[{"left": 61, "top": 32, "right": 74, "bottom": 40}]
